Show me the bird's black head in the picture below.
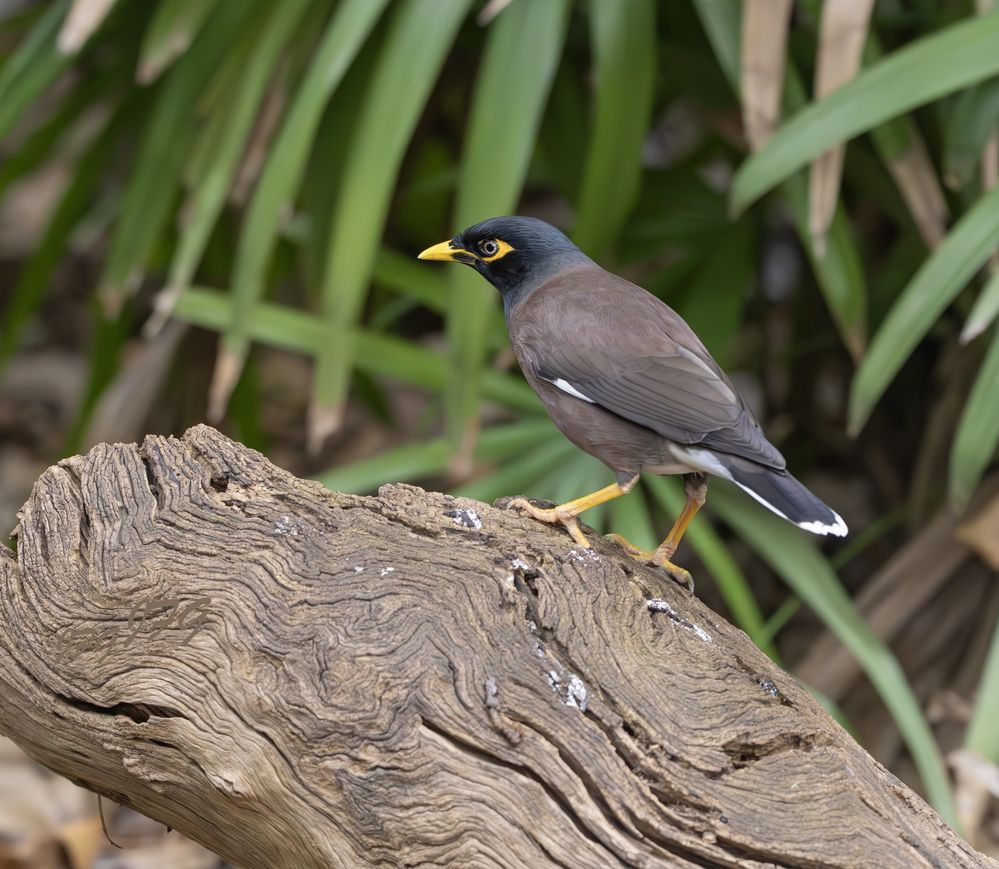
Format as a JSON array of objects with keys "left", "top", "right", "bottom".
[{"left": 418, "top": 216, "right": 590, "bottom": 313}]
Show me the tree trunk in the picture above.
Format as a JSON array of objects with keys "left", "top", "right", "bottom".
[{"left": 0, "top": 425, "right": 990, "bottom": 868}]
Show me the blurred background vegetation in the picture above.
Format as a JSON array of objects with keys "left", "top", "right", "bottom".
[{"left": 1, "top": 0, "right": 999, "bottom": 863}]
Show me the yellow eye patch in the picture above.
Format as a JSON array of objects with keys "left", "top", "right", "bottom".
[{"left": 480, "top": 239, "right": 515, "bottom": 262}]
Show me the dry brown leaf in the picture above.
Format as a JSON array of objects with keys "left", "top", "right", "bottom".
[
  {"left": 57, "top": 817, "right": 105, "bottom": 869},
  {"left": 984, "top": 130, "right": 998, "bottom": 192},
  {"left": 82, "top": 322, "right": 188, "bottom": 450},
  {"left": 477, "top": 0, "right": 513, "bottom": 26},
  {"left": 94, "top": 808, "right": 225, "bottom": 868},
  {"left": 951, "top": 747, "right": 999, "bottom": 848},
  {"left": 808, "top": 0, "right": 875, "bottom": 256},
  {"left": 207, "top": 344, "right": 244, "bottom": 425},
  {"left": 307, "top": 399, "right": 344, "bottom": 456},
  {"left": 0, "top": 738, "right": 95, "bottom": 869},
  {"left": 740, "top": 0, "right": 793, "bottom": 151},
  {"left": 885, "top": 127, "right": 949, "bottom": 249},
  {"left": 57, "top": 0, "right": 118, "bottom": 55},
  {"left": 796, "top": 509, "right": 971, "bottom": 699},
  {"left": 958, "top": 491, "right": 999, "bottom": 569}
]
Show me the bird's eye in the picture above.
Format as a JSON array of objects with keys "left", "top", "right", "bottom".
[{"left": 478, "top": 239, "right": 500, "bottom": 257}]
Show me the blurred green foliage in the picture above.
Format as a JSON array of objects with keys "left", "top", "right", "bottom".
[{"left": 2, "top": 0, "right": 999, "bottom": 827}]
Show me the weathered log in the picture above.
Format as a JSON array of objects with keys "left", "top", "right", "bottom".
[{"left": 0, "top": 425, "right": 991, "bottom": 868}]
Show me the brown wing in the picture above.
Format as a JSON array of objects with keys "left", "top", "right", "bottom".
[{"left": 510, "top": 268, "right": 786, "bottom": 471}]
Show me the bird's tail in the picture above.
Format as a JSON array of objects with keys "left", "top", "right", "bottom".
[{"left": 711, "top": 453, "right": 847, "bottom": 537}]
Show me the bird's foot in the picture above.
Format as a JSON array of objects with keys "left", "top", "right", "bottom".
[
  {"left": 604, "top": 534, "right": 694, "bottom": 592},
  {"left": 506, "top": 498, "right": 591, "bottom": 548}
]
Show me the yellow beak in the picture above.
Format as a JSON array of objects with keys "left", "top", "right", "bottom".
[{"left": 418, "top": 240, "right": 469, "bottom": 262}]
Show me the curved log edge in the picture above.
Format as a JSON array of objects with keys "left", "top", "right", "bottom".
[{"left": 0, "top": 425, "right": 990, "bottom": 869}]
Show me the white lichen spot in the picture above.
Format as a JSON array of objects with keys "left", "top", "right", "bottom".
[
  {"left": 547, "top": 668, "right": 589, "bottom": 711},
  {"left": 485, "top": 677, "right": 499, "bottom": 706},
  {"left": 445, "top": 508, "right": 482, "bottom": 530},
  {"left": 274, "top": 514, "right": 301, "bottom": 536},
  {"left": 567, "top": 548, "right": 600, "bottom": 563},
  {"left": 646, "top": 598, "right": 711, "bottom": 643},
  {"left": 380, "top": 566, "right": 395, "bottom": 578},
  {"left": 511, "top": 557, "right": 532, "bottom": 571},
  {"left": 566, "top": 674, "right": 588, "bottom": 710},
  {"left": 354, "top": 565, "right": 365, "bottom": 574}
]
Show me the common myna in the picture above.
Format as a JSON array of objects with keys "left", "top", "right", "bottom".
[{"left": 419, "top": 216, "right": 847, "bottom": 586}]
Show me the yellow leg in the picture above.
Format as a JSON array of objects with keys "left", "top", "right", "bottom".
[
  {"left": 607, "top": 474, "right": 707, "bottom": 590},
  {"left": 659, "top": 487, "right": 704, "bottom": 553},
  {"left": 508, "top": 476, "right": 638, "bottom": 548}
]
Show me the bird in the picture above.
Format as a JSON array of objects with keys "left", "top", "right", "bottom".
[{"left": 418, "top": 216, "right": 847, "bottom": 588}]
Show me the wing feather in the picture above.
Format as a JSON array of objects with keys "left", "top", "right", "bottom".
[{"left": 514, "top": 270, "right": 786, "bottom": 470}]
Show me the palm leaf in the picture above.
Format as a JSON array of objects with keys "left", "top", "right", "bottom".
[
  {"left": 731, "top": 8, "right": 999, "bottom": 214},
  {"left": 0, "top": 0, "right": 71, "bottom": 142},
  {"left": 694, "top": 0, "right": 867, "bottom": 359},
  {"left": 308, "top": 0, "right": 473, "bottom": 450},
  {"left": 573, "top": 0, "right": 656, "bottom": 256},
  {"left": 961, "top": 267, "right": 999, "bottom": 344},
  {"left": 97, "top": 0, "right": 257, "bottom": 313},
  {"left": 850, "top": 184, "right": 999, "bottom": 435},
  {"left": 317, "top": 418, "right": 557, "bottom": 494},
  {"left": 0, "top": 64, "right": 108, "bottom": 199},
  {"left": 144, "top": 0, "right": 311, "bottom": 336},
  {"left": 136, "top": 0, "right": 220, "bottom": 84},
  {"left": 176, "top": 289, "right": 539, "bottom": 412},
  {"left": 444, "top": 0, "right": 570, "bottom": 470},
  {"left": 207, "top": 0, "right": 389, "bottom": 418},
  {"left": 863, "top": 37, "right": 948, "bottom": 251},
  {"left": 966, "top": 615, "right": 999, "bottom": 762},
  {"left": 0, "top": 98, "right": 127, "bottom": 365},
  {"left": 943, "top": 70, "right": 999, "bottom": 190},
  {"left": 949, "top": 326, "right": 999, "bottom": 505}
]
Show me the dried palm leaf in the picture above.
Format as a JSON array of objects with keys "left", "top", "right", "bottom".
[
  {"left": 809, "top": 0, "right": 875, "bottom": 256},
  {"left": 740, "top": 0, "right": 793, "bottom": 151},
  {"left": 57, "top": 0, "right": 117, "bottom": 54},
  {"left": 883, "top": 126, "right": 949, "bottom": 249}
]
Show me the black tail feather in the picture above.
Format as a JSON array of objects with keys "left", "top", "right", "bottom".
[{"left": 715, "top": 455, "right": 847, "bottom": 537}]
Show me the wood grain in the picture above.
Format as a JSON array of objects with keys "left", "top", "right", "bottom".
[{"left": 0, "top": 426, "right": 991, "bottom": 868}]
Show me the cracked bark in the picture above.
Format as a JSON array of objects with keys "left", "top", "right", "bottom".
[{"left": 0, "top": 425, "right": 991, "bottom": 869}]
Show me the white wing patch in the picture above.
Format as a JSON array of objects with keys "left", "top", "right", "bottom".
[{"left": 548, "top": 378, "right": 595, "bottom": 404}]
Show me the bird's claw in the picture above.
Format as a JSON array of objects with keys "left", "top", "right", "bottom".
[
  {"left": 506, "top": 497, "right": 561, "bottom": 523},
  {"left": 659, "top": 560, "right": 694, "bottom": 593},
  {"left": 603, "top": 532, "right": 645, "bottom": 558},
  {"left": 604, "top": 533, "right": 694, "bottom": 592},
  {"left": 506, "top": 498, "right": 591, "bottom": 548}
]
